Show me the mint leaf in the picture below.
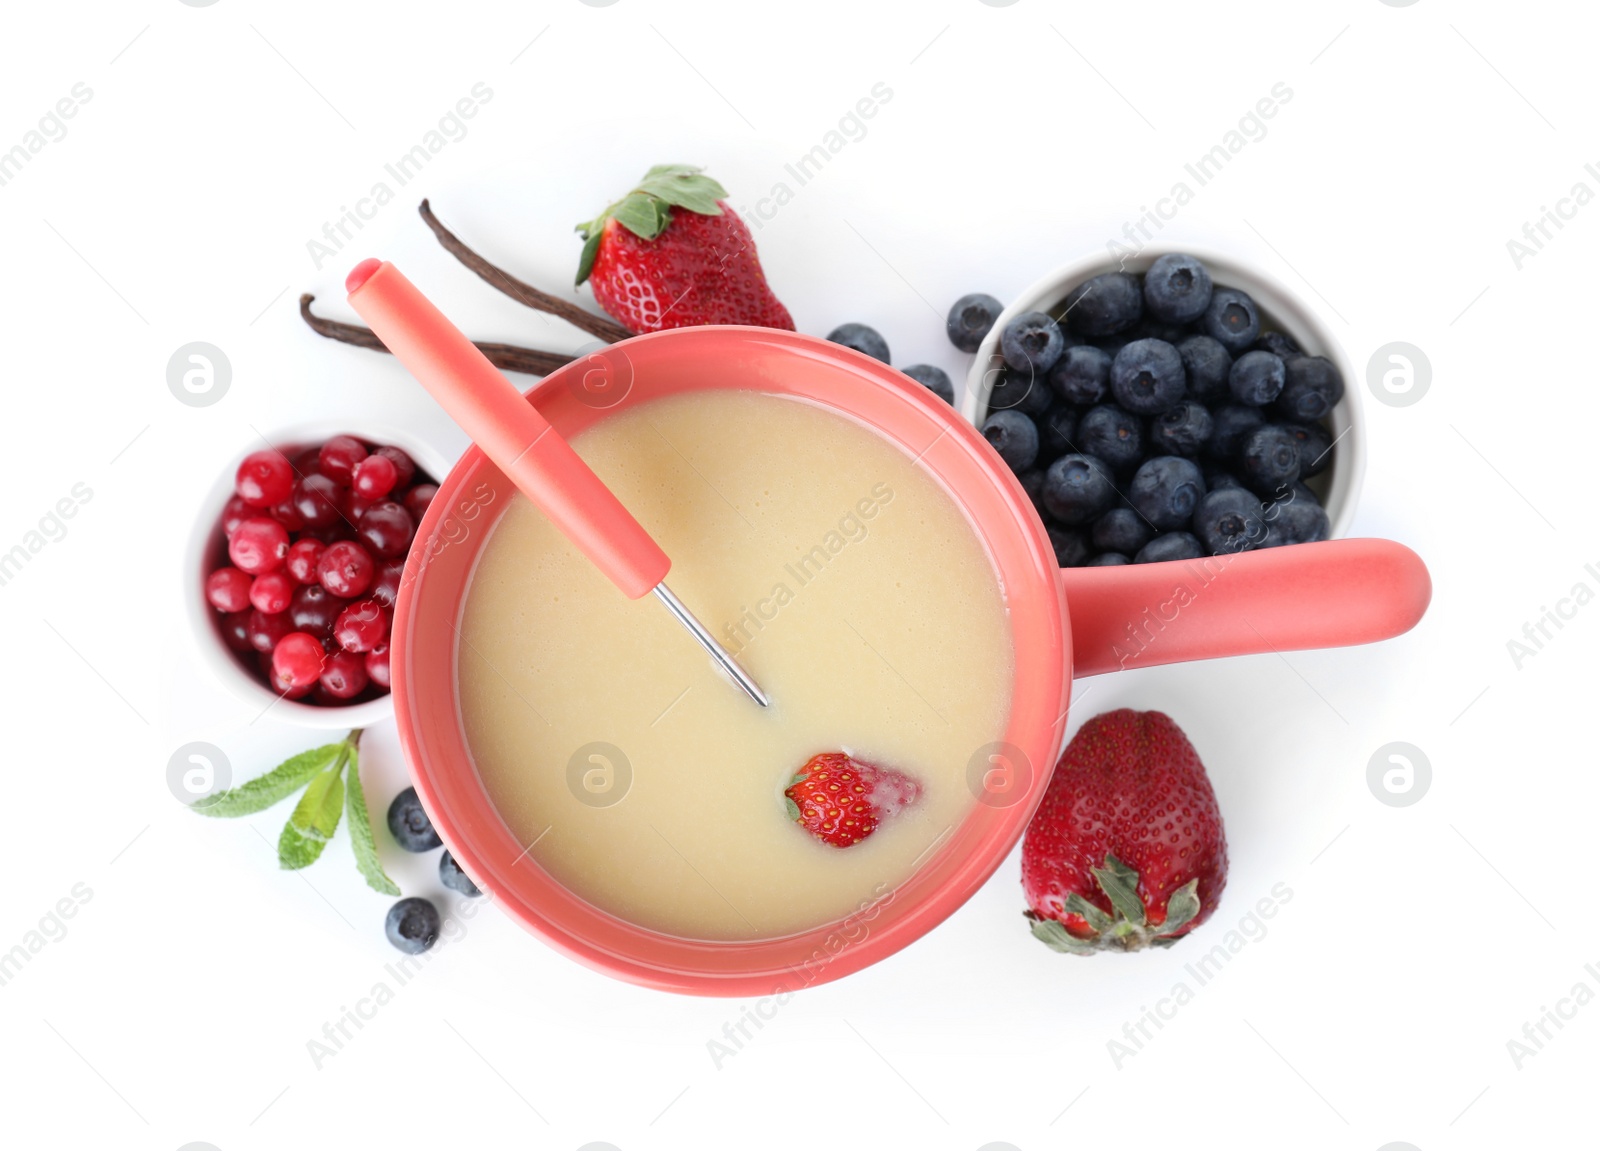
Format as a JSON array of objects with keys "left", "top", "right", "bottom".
[
  {"left": 290, "top": 759, "right": 346, "bottom": 843},
  {"left": 345, "top": 743, "right": 399, "bottom": 896},
  {"left": 278, "top": 819, "right": 327, "bottom": 870},
  {"left": 190, "top": 743, "right": 343, "bottom": 818}
]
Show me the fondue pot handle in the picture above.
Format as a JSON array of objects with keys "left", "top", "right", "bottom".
[
  {"left": 1059, "top": 538, "right": 1430, "bottom": 677},
  {"left": 345, "top": 259, "right": 671, "bottom": 599}
]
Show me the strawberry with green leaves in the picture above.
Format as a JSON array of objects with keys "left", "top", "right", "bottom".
[
  {"left": 575, "top": 164, "right": 794, "bottom": 335},
  {"left": 1023, "top": 709, "right": 1228, "bottom": 953}
]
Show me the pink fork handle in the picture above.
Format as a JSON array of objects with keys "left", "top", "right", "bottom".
[
  {"left": 1061, "top": 538, "right": 1431, "bottom": 677},
  {"left": 346, "top": 259, "right": 669, "bottom": 599}
]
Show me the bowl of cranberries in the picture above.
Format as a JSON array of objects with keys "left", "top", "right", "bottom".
[{"left": 186, "top": 423, "right": 451, "bottom": 727}]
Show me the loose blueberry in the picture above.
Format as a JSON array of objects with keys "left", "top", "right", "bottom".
[
  {"left": 1177, "top": 335, "right": 1233, "bottom": 405},
  {"left": 1261, "top": 492, "right": 1331, "bottom": 547},
  {"left": 1091, "top": 507, "right": 1153, "bottom": 556},
  {"left": 981, "top": 410, "right": 1040, "bottom": 473},
  {"left": 1281, "top": 422, "right": 1333, "bottom": 478},
  {"left": 827, "top": 323, "right": 890, "bottom": 364},
  {"left": 1111, "top": 339, "right": 1187, "bottom": 415},
  {"left": 1229, "top": 350, "right": 1287, "bottom": 406},
  {"left": 1202, "top": 465, "right": 1248, "bottom": 491},
  {"left": 1135, "top": 532, "right": 1205, "bottom": 563},
  {"left": 1129, "top": 456, "right": 1207, "bottom": 530},
  {"left": 1048, "top": 345, "right": 1112, "bottom": 406},
  {"left": 1086, "top": 552, "right": 1131, "bottom": 566},
  {"left": 1042, "top": 454, "right": 1117, "bottom": 525},
  {"left": 1017, "top": 469, "right": 1046, "bottom": 515},
  {"left": 901, "top": 363, "right": 954, "bottom": 404},
  {"left": 1239, "top": 425, "right": 1303, "bottom": 497},
  {"left": 1193, "top": 488, "right": 1267, "bottom": 555},
  {"left": 987, "top": 369, "right": 1054, "bottom": 415},
  {"left": 1062, "top": 272, "right": 1143, "bottom": 337},
  {"left": 1272, "top": 356, "right": 1344, "bottom": 422},
  {"left": 1254, "top": 330, "right": 1301, "bottom": 359},
  {"left": 1047, "top": 526, "right": 1092, "bottom": 568},
  {"left": 1203, "top": 288, "right": 1262, "bottom": 355},
  {"left": 1131, "top": 318, "right": 1191, "bottom": 346},
  {"left": 385, "top": 897, "right": 441, "bottom": 955},
  {"left": 1001, "top": 311, "right": 1068, "bottom": 376},
  {"left": 1077, "top": 404, "right": 1145, "bottom": 473},
  {"left": 946, "top": 293, "right": 1003, "bottom": 353},
  {"left": 1142, "top": 253, "right": 1214, "bottom": 325},
  {"left": 1039, "top": 406, "right": 1079, "bottom": 459},
  {"left": 1150, "top": 400, "right": 1214, "bottom": 457},
  {"left": 387, "top": 786, "right": 442, "bottom": 852},
  {"left": 1205, "top": 404, "right": 1267, "bottom": 461},
  {"left": 439, "top": 850, "right": 482, "bottom": 897}
]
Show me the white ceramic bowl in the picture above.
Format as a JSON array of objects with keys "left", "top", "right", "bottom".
[
  {"left": 960, "top": 245, "right": 1365, "bottom": 540},
  {"left": 184, "top": 420, "right": 455, "bottom": 729}
]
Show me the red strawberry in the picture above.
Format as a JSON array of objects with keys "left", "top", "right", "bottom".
[
  {"left": 575, "top": 164, "right": 794, "bottom": 335},
  {"left": 1022, "top": 709, "right": 1227, "bottom": 953},
  {"left": 785, "top": 752, "right": 921, "bottom": 848}
]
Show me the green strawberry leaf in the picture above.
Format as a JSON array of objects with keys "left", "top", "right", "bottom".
[
  {"left": 1156, "top": 879, "right": 1202, "bottom": 938},
  {"left": 278, "top": 819, "right": 327, "bottom": 870},
  {"left": 639, "top": 170, "right": 726, "bottom": 217},
  {"left": 1063, "top": 892, "right": 1114, "bottom": 934},
  {"left": 344, "top": 740, "right": 399, "bottom": 895},
  {"left": 612, "top": 192, "right": 669, "bottom": 241},
  {"left": 640, "top": 162, "right": 701, "bottom": 181},
  {"left": 784, "top": 796, "right": 801, "bottom": 821},
  {"left": 575, "top": 228, "right": 603, "bottom": 286},
  {"left": 1026, "top": 913, "right": 1096, "bottom": 955},
  {"left": 189, "top": 742, "right": 343, "bottom": 818},
  {"left": 290, "top": 760, "right": 346, "bottom": 843},
  {"left": 1090, "top": 854, "right": 1147, "bottom": 928}
]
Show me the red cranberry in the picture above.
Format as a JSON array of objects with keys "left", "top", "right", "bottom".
[
  {"left": 272, "top": 632, "right": 326, "bottom": 689},
  {"left": 370, "top": 559, "right": 405, "bottom": 608},
  {"left": 249, "top": 571, "right": 294, "bottom": 614},
  {"left": 236, "top": 449, "right": 295, "bottom": 507},
  {"left": 266, "top": 658, "right": 317, "bottom": 699},
  {"left": 220, "top": 609, "right": 254, "bottom": 653},
  {"left": 352, "top": 454, "right": 399, "bottom": 500},
  {"left": 317, "top": 540, "right": 375, "bottom": 598},
  {"left": 229, "top": 517, "right": 289, "bottom": 575},
  {"left": 319, "top": 648, "right": 369, "bottom": 699},
  {"left": 268, "top": 496, "right": 305, "bottom": 533},
  {"left": 206, "top": 567, "right": 252, "bottom": 613},
  {"left": 356, "top": 501, "right": 415, "bottom": 560},
  {"left": 222, "top": 495, "right": 252, "bottom": 536},
  {"left": 292, "top": 474, "right": 345, "bottom": 533},
  {"left": 333, "top": 599, "right": 389, "bottom": 653},
  {"left": 289, "top": 584, "right": 345, "bottom": 635},
  {"left": 365, "top": 643, "right": 392, "bottom": 689},
  {"left": 374, "top": 446, "right": 417, "bottom": 489},
  {"left": 247, "top": 608, "right": 294, "bottom": 654},
  {"left": 284, "top": 539, "right": 326, "bottom": 585},
  {"left": 319, "top": 435, "right": 367, "bottom": 485},
  {"left": 401, "top": 484, "right": 438, "bottom": 523}
]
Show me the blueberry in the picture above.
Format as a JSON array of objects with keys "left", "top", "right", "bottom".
[
  {"left": 1001, "top": 311, "right": 1067, "bottom": 376},
  {"left": 946, "top": 293, "right": 1003, "bottom": 353},
  {"left": 1281, "top": 422, "right": 1333, "bottom": 478},
  {"left": 1261, "top": 492, "right": 1331, "bottom": 547},
  {"left": 385, "top": 897, "right": 441, "bottom": 955},
  {"left": 1042, "top": 454, "right": 1116, "bottom": 525},
  {"left": 1254, "top": 330, "right": 1301, "bottom": 359},
  {"left": 440, "top": 850, "right": 482, "bottom": 897},
  {"left": 1193, "top": 488, "right": 1267, "bottom": 555},
  {"left": 1205, "top": 404, "right": 1267, "bottom": 461},
  {"left": 1135, "top": 532, "right": 1205, "bottom": 563},
  {"left": 1048, "top": 526, "right": 1092, "bottom": 567},
  {"left": 1229, "top": 350, "right": 1286, "bottom": 406},
  {"left": 1202, "top": 465, "right": 1247, "bottom": 491},
  {"left": 827, "top": 322, "right": 890, "bottom": 364},
  {"left": 1086, "top": 552, "right": 1131, "bottom": 566},
  {"left": 1049, "top": 345, "right": 1112, "bottom": 406},
  {"left": 1062, "top": 272, "right": 1143, "bottom": 337},
  {"left": 1177, "top": 335, "right": 1233, "bottom": 405},
  {"left": 1129, "top": 456, "right": 1206, "bottom": 530},
  {"left": 1203, "top": 288, "right": 1262, "bottom": 355},
  {"left": 1017, "top": 469, "right": 1046, "bottom": 514},
  {"left": 981, "top": 409, "right": 1040, "bottom": 473},
  {"left": 1039, "top": 406, "right": 1079, "bottom": 459},
  {"left": 901, "top": 363, "right": 954, "bottom": 405},
  {"left": 987, "top": 369, "right": 1054, "bottom": 415},
  {"left": 1111, "top": 339, "right": 1186, "bottom": 415},
  {"left": 1150, "top": 400, "right": 1213, "bottom": 457},
  {"left": 1239, "top": 425, "right": 1303, "bottom": 496},
  {"left": 387, "top": 786, "right": 442, "bottom": 852},
  {"left": 1272, "top": 356, "right": 1344, "bottom": 423},
  {"left": 1077, "top": 404, "right": 1145, "bottom": 473},
  {"left": 1142, "top": 253, "right": 1214, "bottom": 325},
  {"left": 1131, "top": 318, "right": 1191, "bottom": 346},
  {"left": 1091, "top": 507, "right": 1153, "bottom": 556}
]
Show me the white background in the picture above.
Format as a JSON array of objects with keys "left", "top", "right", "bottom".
[{"left": 0, "top": 1, "right": 1592, "bottom": 1148}]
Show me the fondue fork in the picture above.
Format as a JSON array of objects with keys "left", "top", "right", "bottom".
[{"left": 345, "top": 258, "right": 768, "bottom": 708}]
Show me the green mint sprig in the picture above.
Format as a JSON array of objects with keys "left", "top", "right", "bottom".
[{"left": 192, "top": 729, "right": 399, "bottom": 895}]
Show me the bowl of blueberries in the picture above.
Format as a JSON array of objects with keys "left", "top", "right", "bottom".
[{"left": 951, "top": 248, "right": 1363, "bottom": 566}]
